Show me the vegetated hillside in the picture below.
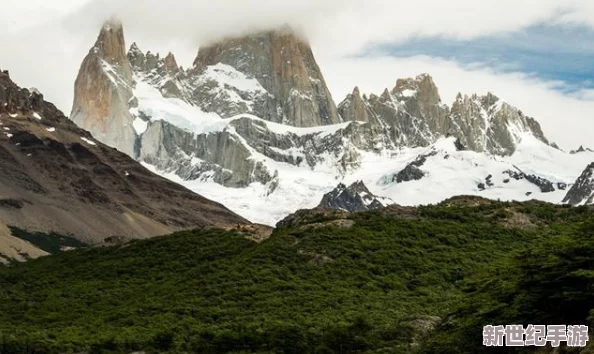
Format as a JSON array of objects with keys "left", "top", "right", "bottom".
[
  {"left": 420, "top": 209, "right": 594, "bottom": 353},
  {"left": 0, "top": 197, "right": 592, "bottom": 353}
]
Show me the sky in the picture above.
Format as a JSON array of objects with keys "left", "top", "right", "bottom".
[{"left": 0, "top": 0, "right": 592, "bottom": 149}]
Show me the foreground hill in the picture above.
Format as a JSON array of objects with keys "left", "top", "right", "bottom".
[
  {"left": 0, "top": 197, "right": 591, "bottom": 353},
  {"left": 0, "top": 70, "right": 247, "bottom": 262}
]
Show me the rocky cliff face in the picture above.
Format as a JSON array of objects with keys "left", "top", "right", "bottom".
[
  {"left": 318, "top": 181, "right": 391, "bottom": 212},
  {"left": 138, "top": 119, "right": 275, "bottom": 188},
  {"left": 563, "top": 163, "right": 594, "bottom": 205},
  {"left": 449, "top": 92, "right": 549, "bottom": 155},
  {"left": 193, "top": 27, "right": 341, "bottom": 127},
  {"left": 0, "top": 69, "right": 248, "bottom": 262},
  {"left": 338, "top": 87, "right": 377, "bottom": 125},
  {"left": 70, "top": 19, "right": 137, "bottom": 158}
]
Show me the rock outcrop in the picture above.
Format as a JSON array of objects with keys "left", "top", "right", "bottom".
[
  {"left": 392, "top": 164, "right": 426, "bottom": 184},
  {"left": 502, "top": 169, "right": 556, "bottom": 193},
  {"left": 70, "top": 19, "right": 137, "bottom": 157},
  {"left": 570, "top": 145, "right": 593, "bottom": 154},
  {"left": 563, "top": 162, "right": 594, "bottom": 205},
  {"left": 339, "top": 74, "right": 449, "bottom": 147},
  {"left": 0, "top": 70, "right": 248, "bottom": 262},
  {"left": 318, "top": 181, "right": 391, "bottom": 212},
  {"left": 382, "top": 151, "right": 438, "bottom": 184}
]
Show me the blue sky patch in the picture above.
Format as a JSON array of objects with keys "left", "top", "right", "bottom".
[{"left": 380, "top": 24, "right": 594, "bottom": 95}]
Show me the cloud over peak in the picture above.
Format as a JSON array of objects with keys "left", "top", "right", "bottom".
[{"left": 1, "top": 0, "right": 593, "bottom": 148}]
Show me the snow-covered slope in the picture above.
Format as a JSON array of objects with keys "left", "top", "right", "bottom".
[
  {"left": 372, "top": 135, "right": 590, "bottom": 207},
  {"left": 141, "top": 135, "right": 592, "bottom": 225}
]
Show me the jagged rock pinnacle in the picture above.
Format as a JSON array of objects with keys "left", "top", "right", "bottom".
[
  {"left": 338, "top": 86, "right": 373, "bottom": 124},
  {"left": 70, "top": 19, "right": 136, "bottom": 157},
  {"left": 380, "top": 88, "right": 391, "bottom": 101},
  {"left": 336, "top": 71, "right": 552, "bottom": 155},
  {"left": 394, "top": 74, "right": 441, "bottom": 104},
  {"left": 163, "top": 52, "right": 179, "bottom": 74},
  {"left": 94, "top": 18, "right": 130, "bottom": 73},
  {"left": 128, "top": 42, "right": 145, "bottom": 69}
]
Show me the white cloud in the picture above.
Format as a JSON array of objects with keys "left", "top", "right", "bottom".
[
  {"left": 6, "top": 0, "right": 594, "bottom": 56},
  {"left": 0, "top": 0, "right": 592, "bottom": 149},
  {"left": 0, "top": 0, "right": 93, "bottom": 33},
  {"left": 57, "top": 0, "right": 594, "bottom": 57}
]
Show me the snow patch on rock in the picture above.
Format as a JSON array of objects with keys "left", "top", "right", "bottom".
[{"left": 80, "top": 137, "right": 97, "bottom": 146}]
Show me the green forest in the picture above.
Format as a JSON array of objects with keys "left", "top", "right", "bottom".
[{"left": 1, "top": 198, "right": 592, "bottom": 353}]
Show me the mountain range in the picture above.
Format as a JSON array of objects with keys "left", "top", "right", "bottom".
[{"left": 67, "top": 19, "right": 594, "bottom": 225}]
